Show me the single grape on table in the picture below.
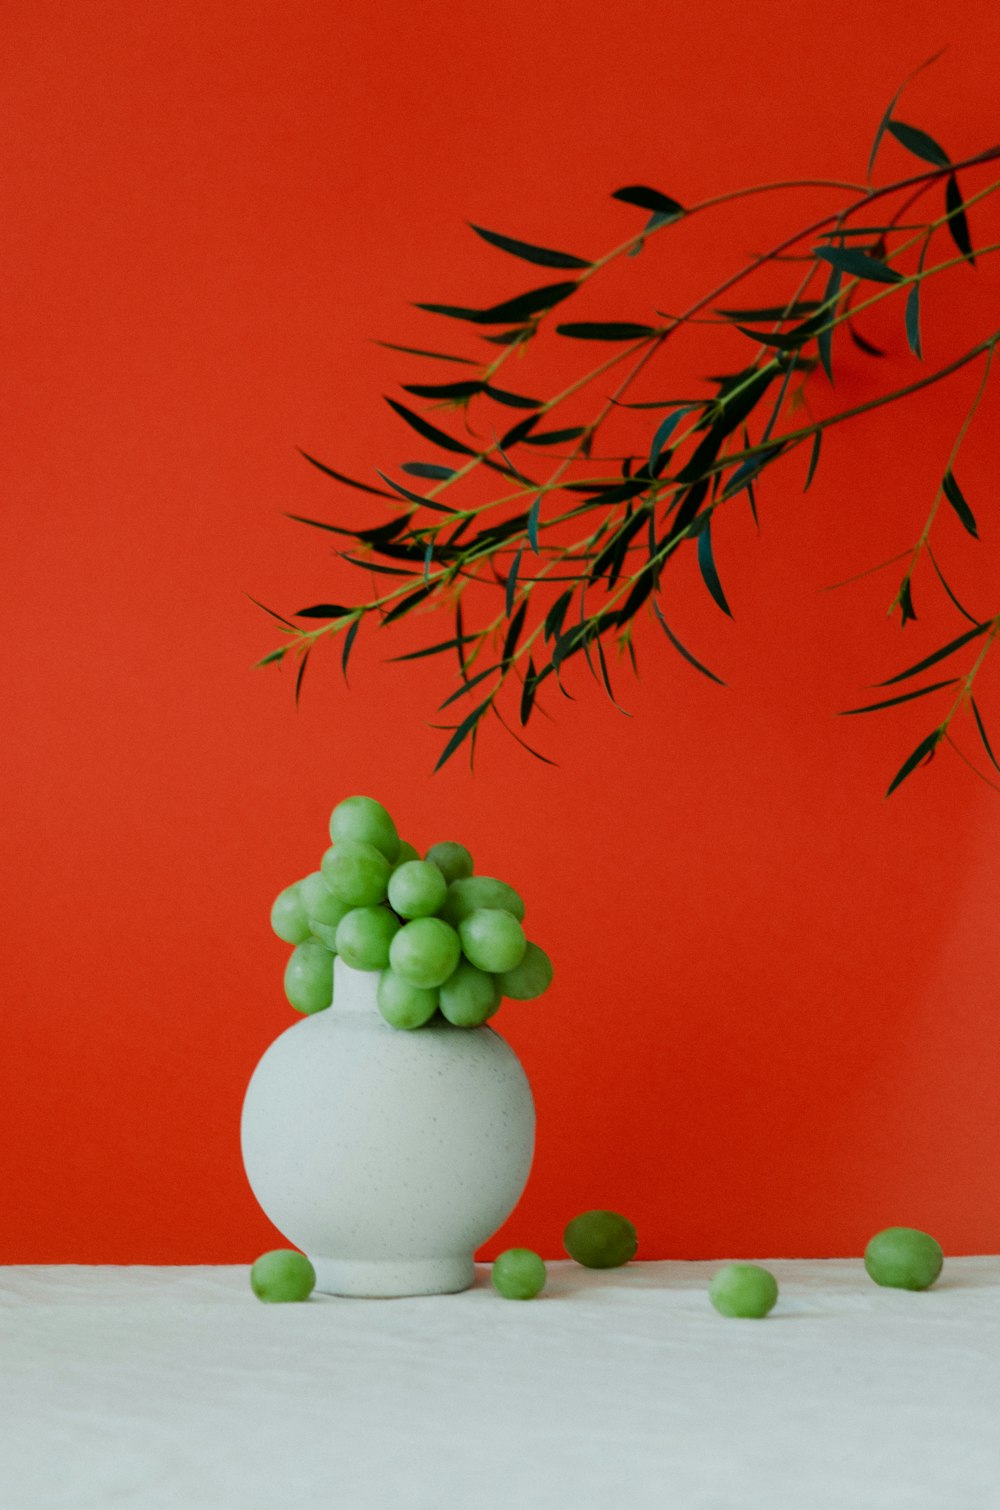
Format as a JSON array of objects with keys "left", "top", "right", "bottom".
[
  {"left": 864, "top": 1227, "right": 943, "bottom": 1291},
  {"left": 491, "top": 1248, "right": 547, "bottom": 1300},
  {"left": 250, "top": 1249, "right": 316, "bottom": 1303},
  {"left": 563, "top": 1210, "right": 638, "bottom": 1269},
  {"left": 709, "top": 1262, "right": 779, "bottom": 1318}
]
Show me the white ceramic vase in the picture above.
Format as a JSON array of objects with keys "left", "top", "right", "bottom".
[{"left": 241, "top": 956, "right": 536, "bottom": 1297}]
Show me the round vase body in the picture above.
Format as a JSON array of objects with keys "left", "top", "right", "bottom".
[{"left": 241, "top": 957, "right": 535, "bottom": 1297}]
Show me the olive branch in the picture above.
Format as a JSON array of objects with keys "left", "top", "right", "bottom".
[{"left": 256, "top": 78, "right": 1000, "bottom": 798}]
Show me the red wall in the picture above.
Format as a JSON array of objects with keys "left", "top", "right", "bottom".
[{"left": 4, "top": 0, "right": 1000, "bottom": 1263}]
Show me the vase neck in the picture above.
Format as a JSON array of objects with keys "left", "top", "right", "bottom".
[{"left": 332, "top": 956, "right": 382, "bottom": 1015}]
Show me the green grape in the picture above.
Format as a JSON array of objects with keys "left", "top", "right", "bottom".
[
  {"left": 300, "top": 870, "right": 352, "bottom": 942},
  {"left": 376, "top": 970, "right": 438, "bottom": 1030},
  {"left": 491, "top": 1248, "right": 547, "bottom": 1300},
  {"left": 270, "top": 882, "right": 311, "bottom": 945},
  {"left": 709, "top": 1263, "right": 779, "bottom": 1318},
  {"left": 389, "top": 917, "right": 461, "bottom": 990},
  {"left": 393, "top": 840, "right": 421, "bottom": 870},
  {"left": 250, "top": 1249, "right": 316, "bottom": 1303},
  {"left": 322, "top": 839, "right": 391, "bottom": 907},
  {"left": 496, "top": 942, "right": 553, "bottom": 1000},
  {"left": 425, "top": 841, "right": 474, "bottom": 885},
  {"left": 388, "top": 860, "right": 448, "bottom": 920},
  {"left": 563, "top": 1210, "right": 637, "bottom": 1269},
  {"left": 440, "top": 875, "right": 525, "bottom": 925},
  {"left": 439, "top": 960, "right": 499, "bottom": 1027},
  {"left": 864, "top": 1227, "right": 943, "bottom": 1291},
  {"left": 335, "top": 906, "right": 400, "bottom": 971},
  {"left": 458, "top": 908, "right": 526, "bottom": 974},
  {"left": 329, "top": 795, "right": 400, "bottom": 864},
  {"left": 284, "top": 939, "right": 334, "bottom": 1014}
]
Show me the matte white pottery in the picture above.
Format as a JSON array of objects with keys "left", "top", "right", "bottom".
[{"left": 241, "top": 956, "right": 536, "bottom": 1297}]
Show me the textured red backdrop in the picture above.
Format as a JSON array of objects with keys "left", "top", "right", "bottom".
[{"left": 3, "top": 1, "right": 1000, "bottom": 1262}]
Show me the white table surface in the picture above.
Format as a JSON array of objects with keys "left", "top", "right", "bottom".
[{"left": 2, "top": 1259, "right": 999, "bottom": 1510}]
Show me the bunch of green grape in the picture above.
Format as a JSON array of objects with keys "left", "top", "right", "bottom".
[{"left": 269, "top": 795, "right": 553, "bottom": 1030}]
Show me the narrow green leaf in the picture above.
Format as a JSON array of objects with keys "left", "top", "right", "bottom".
[
  {"left": 468, "top": 222, "right": 591, "bottom": 270},
  {"left": 596, "top": 636, "right": 631, "bottom": 715},
  {"left": 626, "top": 209, "right": 673, "bottom": 255},
  {"left": 715, "top": 301, "right": 823, "bottom": 321},
  {"left": 382, "top": 584, "right": 435, "bottom": 624},
  {"left": 804, "top": 430, "right": 822, "bottom": 492},
  {"left": 649, "top": 406, "right": 694, "bottom": 472},
  {"left": 697, "top": 521, "right": 732, "bottom": 617},
  {"left": 523, "top": 426, "right": 588, "bottom": 447},
  {"left": 528, "top": 498, "right": 543, "bottom": 558},
  {"left": 433, "top": 699, "right": 492, "bottom": 772},
  {"left": 481, "top": 326, "right": 534, "bottom": 345},
  {"left": 544, "top": 590, "right": 572, "bottom": 642},
  {"left": 245, "top": 593, "right": 297, "bottom": 629},
  {"left": 297, "top": 449, "right": 397, "bottom": 498},
  {"left": 866, "top": 50, "right": 947, "bottom": 178},
  {"left": 899, "top": 576, "right": 918, "bottom": 626},
  {"left": 256, "top": 647, "right": 287, "bottom": 667},
  {"left": 927, "top": 545, "right": 979, "bottom": 625},
  {"left": 848, "top": 324, "right": 886, "bottom": 357},
  {"left": 372, "top": 340, "right": 477, "bottom": 365},
  {"left": 886, "top": 119, "right": 950, "bottom": 168},
  {"left": 374, "top": 469, "right": 459, "bottom": 513},
  {"left": 904, "top": 283, "right": 922, "bottom": 359},
  {"left": 840, "top": 677, "right": 957, "bottom": 715},
  {"left": 611, "top": 185, "right": 684, "bottom": 217},
  {"left": 483, "top": 384, "right": 545, "bottom": 410},
  {"left": 971, "top": 699, "right": 1000, "bottom": 773},
  {"left": 877, "top": 621, "right": 988, "bottom": 685},
  {"left": 817, "top": 263, "right": 841, "bottom": 383},
  {"left": 340, "top": 553, "right": 414, "bottom": 576},
  {"left": 341, "top": 618, "right": 360, "bottom": 682},
  {"left": 721, "top": 444, "right": 782, "bottom": 502},
  {"left": 520, "top": 657, "right": 538, "bottom": 726},
  {"left": 506, "top": 545, "right": 523, "bottom": 617},
  {"left": 501, "top": 413, "right": 541, "bottom": 448},
  {"left": 384, "top": 397, "right": 478, "bottom": 456},
  {"left": 945, "top": 173, "right": 976, "bottom": 265},
  {"left": 502, "top": 600, "right": 528, "bottom": 665},
  {"left": 390, "top": 634, "right": 479, "bottom": 663},
  {"left": 885, "top": 728, "right": 942, "bottom": 797},
  {"left": 438, "top": 664, "right": 501, "bottom": 708},
  {"left": 652, "top": 601, "right": 727, "bottom": 686},
  {"left": 416, "top": 281, "right": 578, "bottom": 326},
  {"left": 402, "top": 379, "right": 482, "bottom": 400},
  {"left": 402, "top": 461, "right": 457, "bottom": 480},
  {"left": 555, "top": 322, "right": 659, "bottom": 341},
  {"left": 942, "top": 470, "right": 979, "bottom": 538},
  {"left": 815, "top": 246, "right": 903, "bottom": 284},
  {"left": 295, "top": 603, "right": 352, "bottom": 619},
  {"left": 294, "top": 649, "right": 310, "bottom": 706}
]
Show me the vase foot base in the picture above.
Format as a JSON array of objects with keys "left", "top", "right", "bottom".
[{"left": 309, "top": 1253, "right": 476, "bottom": 1298}]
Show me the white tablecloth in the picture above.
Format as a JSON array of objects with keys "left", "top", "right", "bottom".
[{"left": 2, "top": 1259, "right": 998, "bottom": 1509}]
